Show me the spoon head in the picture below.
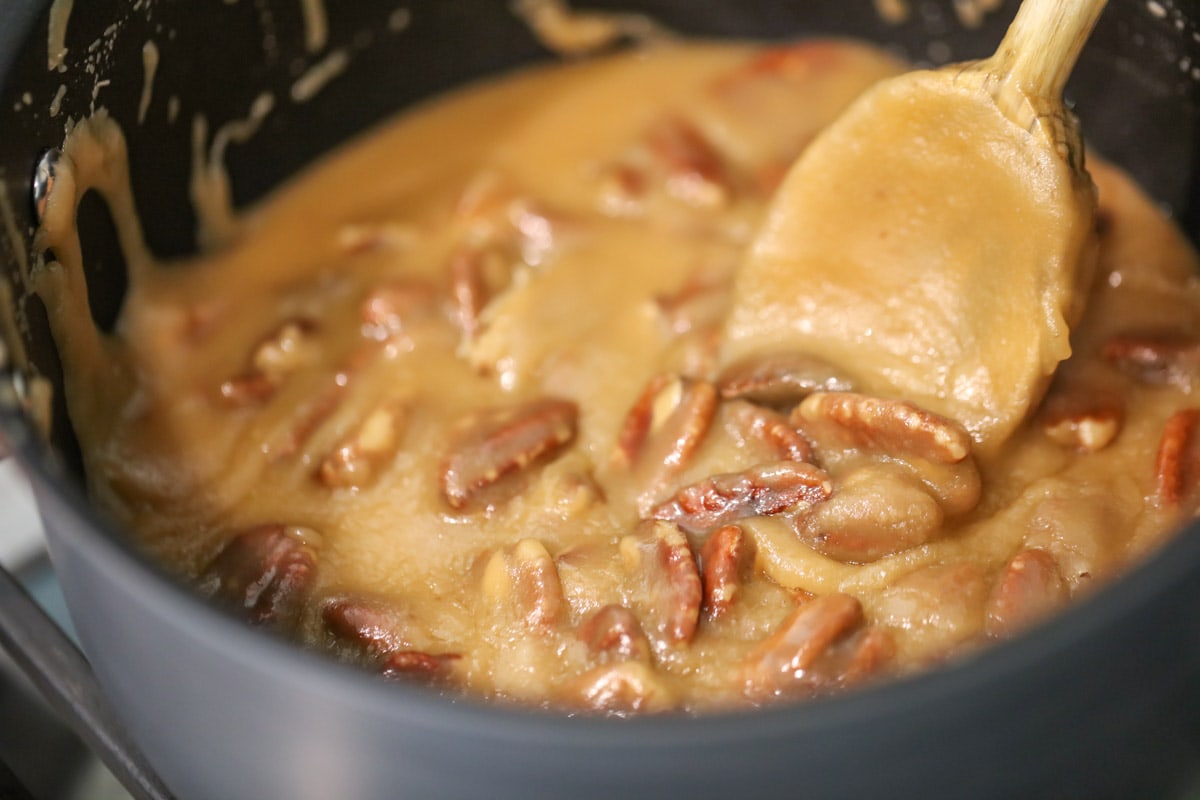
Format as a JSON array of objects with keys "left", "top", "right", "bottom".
[{"left": 723, "top": 70, "right": 1098, "bottom": 454}]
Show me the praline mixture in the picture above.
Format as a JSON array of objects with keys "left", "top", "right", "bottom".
[{"left": 28, "top": 39, "right": 1200, "bottom": 713}]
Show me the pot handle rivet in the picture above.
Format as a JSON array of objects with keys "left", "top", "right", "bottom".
[{"left": 31, "top": 148, "right": 61, "bottom": 224}]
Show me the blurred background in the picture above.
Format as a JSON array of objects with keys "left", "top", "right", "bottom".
[{"left": 0, "top": 459, "right": 128, "bottom": 800}]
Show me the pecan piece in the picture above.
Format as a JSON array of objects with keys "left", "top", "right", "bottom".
[
  {"left": 653, "top": 271, "right": 730, "bottom": 336},
  {"left": 795, "top": 392, "right": 971, "bottom": 464},
  {"left": 1038, "top": 369, "right": 1125, "bottom": 454},
  {"left": 718, "top": 352, "right": 854, "bottom": 408},
  {"left": 380, "top": 651, "right": 462, "bottom": 684},
  {"left": 577, "top": 605, "right": 652, "bottom": 664},
  {"left": 1042, "top": 405, "right": 1122, "bottom": 454},
  {"left": 667, "top": 324, "right": 723, "bottom": 381},
  {"left": 449, "top": 246, "right": 491, "bottom": 338},
  {"left": 1102, "top": 332, "right": 1200, "bottom": 390},
  {"left": 612, "top": 376, "right": 717, "bottom": 515},
  {"left": 741, "top": 593, "right": 863, "bottom": 698},
  {"left": 649, "top": 461, "right": 832, "bottom": 535},
  {"left": 337, "top": 222, "right": 411, "bottom": 256},
  {"left": 197, "top": 525, "right": 318, "bottom": 630},
  {"left": 360, "top": 279, "right": 441, "bottom": 338},
  {"left": 441, "top": 398, "right": 578, "bottom": 510},
  {"left": 837, "top": 626, "right": 897, "bottom": 688},
  {"left": 726, "top": 400, "right": 814, "bottom": 463},
  {"left": 265, "top": 381, "right": 347, "bottom": 461},
  {"left": 875, "top": 562, "right": 989, "bottom": 660},
  {"left": 453, "top": 170, "right": 514, "bottom": 222},
  {"left": 568, "top": 661, "right": 676, "bottom": 714},
  {"left": 791, "top": 392, "right": 978, "bottom": 518},
  {"left": 712, "top": 42, "right": 853, "bottom": 92},
  {"left": 620, "top": 520, "right": 702, "bottom": 646},
  {"left": 509, "top": 200, "right": 570, "bottom": 266},
  {"left": 481, "top": 538, "right": 566, "bottom": 632},
  {"left": 1154, "top": 408, "right": 1200, "bottom": 507},
  {"left": 265, "top": 338, "right": 385, "bottom": 462},
  {"left": 762, "top": 624, "right": 896, "bottom": 696},
  {"left": 794, "top": 463, "right": 943, "bottom": 563},
  {"left": 318, "top": 401, "right": 407, "bottom": 489},
  {"left": 700, "top": 524, "right": 746, "bottom": 619},
  {"left": 220, "top": 318, "right": 318, "bottom": 405},
  {"left": 985, "top": 549, "right": 1068, "bottom": 639},
  {"left": 644, "top": 116, "right": 730, "bottom": 208},
  {"left": 597, "top": 163, "right": 650, "bottom": 216},
  {"left": 219, "top": 371, "right": 277, "bottom": 406}
]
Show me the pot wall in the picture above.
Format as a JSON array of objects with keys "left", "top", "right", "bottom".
[{"left": 31, "top": 466, "right": 1200, "bottom": 799}]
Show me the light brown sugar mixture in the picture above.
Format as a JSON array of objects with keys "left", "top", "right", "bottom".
[{"left": 30, "top": 40, "right": 1200, "bottom": 713}]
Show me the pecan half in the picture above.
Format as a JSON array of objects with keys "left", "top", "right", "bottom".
[
  {"left": 481, "top": 538, "right": 566, "bottom": 632},
  {"left": 612, "top": 376, "right": 717, "bottom": 516},
  {"left": 1103, "top": 332, "right": 1200, "bottom": 390},
  {"left": 441, "top": 398, "right": 578, "bottom": 510},
  {"left": 197, "top": 525, "right": 318, "bottom": 630},
  {"left": 700, "top": 524, "right": 746, "bottom": 619},
  {"left": 741, "top": 593, "right": 863, "bottom": 698},
  {"left": 568, "top": 661, "right": 676, "bottom": 714},
  {"left": 899, "top": 456, "right": 982, "bottom": 518},
  {"left": 717, "top": 352, "right": 854, "bottom": 408},
  {"left": 726, "top": 400, "right": 814, "bottom": 463},
  {"left": 793, "top": 463, "right": 943, "bottom": 563},
  {"left": 984, "top": 549, "right": 1068, "bottom": 639},
  {"left": 649, "top": 461, "right": 832, "bottom": 535},
  {"left": 318, "top": 401, "right": 408, "bottom": 489},
  {"left": 322, "top": 594, "right": 422, "bottom": 657},
  {"left": 1154, "top": 408, "right": 1200, "bottom": 507},
  {"left": 794, "top": 392, "right": 971, "bottom": 464},
  {"left": 620, "top": 520, "right": 702, "bottom": 646},
  {"left": 577, "top": 605, "right": 652, "bottom": 664}
]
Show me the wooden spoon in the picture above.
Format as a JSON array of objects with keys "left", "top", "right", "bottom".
[{"left": 723, "top": 0, "right": 1107, "bottom": 455}]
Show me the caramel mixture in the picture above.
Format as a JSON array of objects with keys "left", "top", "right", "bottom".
[{"left": 31, "top": 40, "right": 1200, "bottom": 713}]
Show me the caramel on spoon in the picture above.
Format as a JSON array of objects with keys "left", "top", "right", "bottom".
[{"left": 723, "top": 0, "right": 1107, "bottom": 454}]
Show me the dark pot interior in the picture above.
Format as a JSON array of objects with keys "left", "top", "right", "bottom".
[{"left": 1, "top": 2, "right": 1200, "bottom": 799}]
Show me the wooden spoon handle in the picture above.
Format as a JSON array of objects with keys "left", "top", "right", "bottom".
[{"left": 990, "top": 0, "right": 1108, "bottom": 98}]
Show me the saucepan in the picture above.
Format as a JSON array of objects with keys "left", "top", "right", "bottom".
[{"left": 1, "top": 1, "right": 1200, "bottom": 798}]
